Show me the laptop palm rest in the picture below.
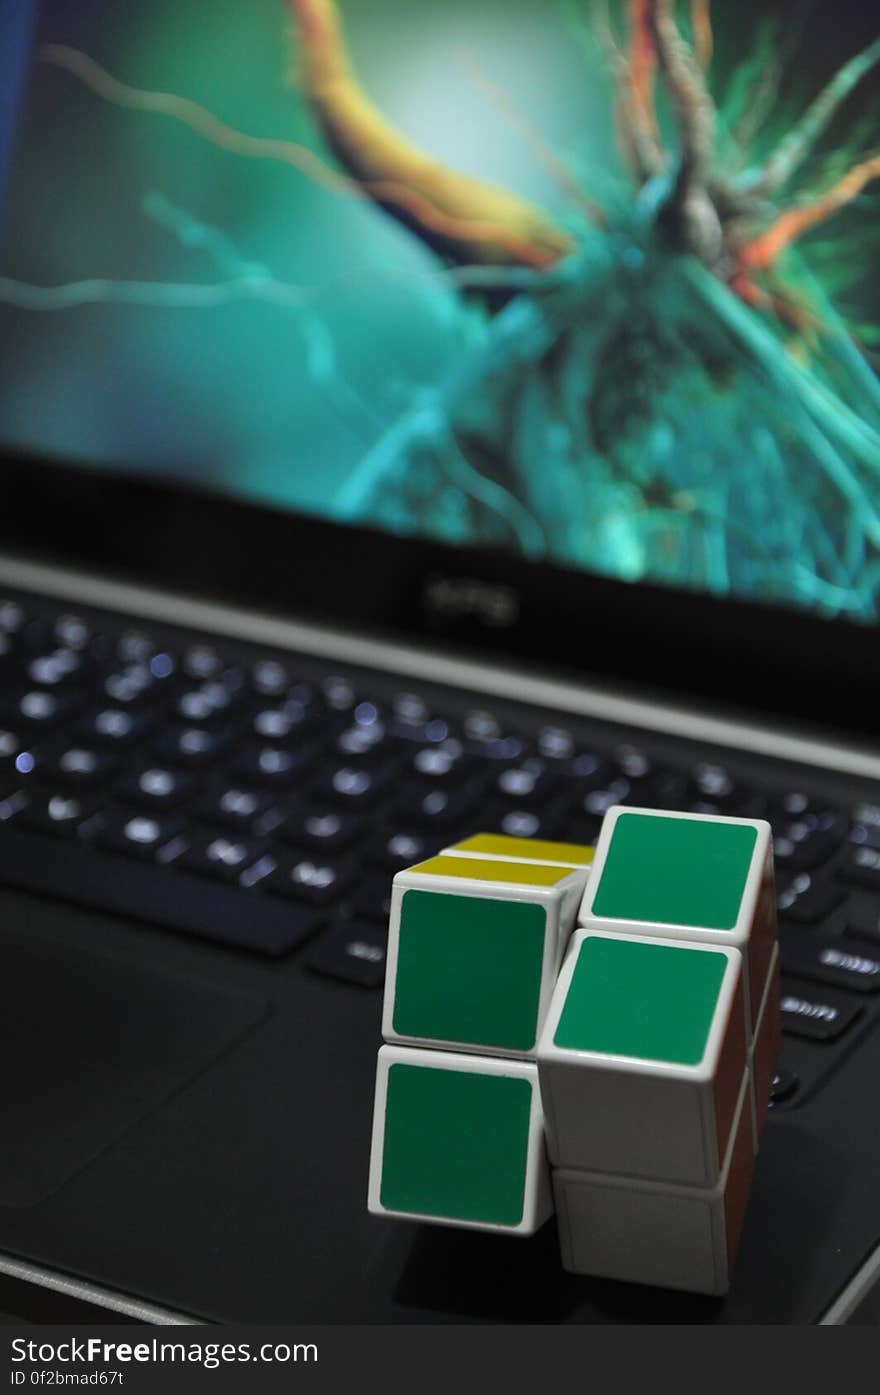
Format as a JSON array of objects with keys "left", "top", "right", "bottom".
[{"left": 0, "top": 934, "right": 269, "bottom": 1207}]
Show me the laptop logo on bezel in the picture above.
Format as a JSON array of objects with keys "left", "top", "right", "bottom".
[{"left": 423, "top": 576, "right": 520, "bottom": 629}]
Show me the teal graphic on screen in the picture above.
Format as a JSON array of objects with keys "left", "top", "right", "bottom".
[{"left": 0, "top": 0, "right": 878, "bottom": 620}]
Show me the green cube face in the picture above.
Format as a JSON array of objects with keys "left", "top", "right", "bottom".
[
  {"left": 554, "top": 936, "right": 727, "bottom": 1065},
  {"left": 591, "top": 813, "right": 757, "bottom": 931},
  {"left": 379, "top": 1062, "right": 532, "bottom": 1226},
  {"left": 393, "top": 889, "right": 547, "bottom": 1051}
]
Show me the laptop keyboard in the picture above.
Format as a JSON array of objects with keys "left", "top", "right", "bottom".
[{"left": 2, "top": 593, "right": 880, "bottom": 1103}]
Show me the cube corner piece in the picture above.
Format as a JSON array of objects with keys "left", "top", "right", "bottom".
[
  {"left": 578, "top": 805, "right": 777, "bottom": 1033},
  {"left": 537, "top": 928, "right": 748, "bottom": 1186},
  {"left": 382, "top": 853, "right": 588, "bottom": 1057},
  {"left": 367, "top": 1045, "right": 552, "bottom": 1236},
  {"left": 554, "top": 1071, "right": 755, "bottom": 1296}
]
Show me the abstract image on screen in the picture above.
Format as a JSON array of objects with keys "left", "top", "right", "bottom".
[{"left": 0, "top": 0, "right": 879, "bottom": 619}]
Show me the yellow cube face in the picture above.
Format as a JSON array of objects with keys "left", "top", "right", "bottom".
[{"left": 442, "top": 833, "right": 595, "bottom": 868}]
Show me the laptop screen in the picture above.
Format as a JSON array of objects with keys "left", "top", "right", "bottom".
[{"left": 1, "top": 0, "right": 879, "bottom": 626}]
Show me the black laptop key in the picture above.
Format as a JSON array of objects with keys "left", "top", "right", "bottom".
[
  {"left": 120, "top": 765, "right": 198, "bottom": 809},
  {"left": 15, "top": 789, "right": 98, "bottom": 837},
  {"left": 779, "top": 979, "right": 862, "bottom": 1041},
  {"left": 781, "top": 937, "right": 880, "bottom": 994},
  {"left": 114, "top": 630, "right": 158, "bottom": 663},
  {"left": 347, "top": 872, "right": 394, "bottom": 922},
  {"left": 536, "top": 725, "right": 576, "bottom": 761},
  {"left": 250, "top": 701, "right": 313, "bottom": 742},
  {"left": 176, "top": 682, "right": 243, "bottom": 724},
  {"left": 229, "top": 742, "right": 318, "bottom": 787},
  {"left": 491, "top": 764, "right": 562, "bottom": 807},
  {"left": 569, "top": 777, "right": 633, "bottom": 820},
  {"left": 838, "top": 845, "right": 880, "bottom": 891},
  {"left": 182, "top": 644, "right": 227, "bottom": 680},
  {"left": 846, "top": 903, "right": 880, "bottom": 945},
  {"left": 567, "top": 752, "right": 614, "bottom": 789},
  {"left": 849, "top": 821, "right": 880, "bottom": 853},
  {"left": 330, "top": 721, "right": 402, "bottom": 767},
  {"left": 5, "top": 688, "right": 81, "bottom": 728},
  {"left": 0, "top": 728, "right": 24, "bottom": 775},
  {"left": 155, "top": 724, "right": 232, "bottom": 766},
  {"left": 0, "top": 735, "right": 23, "bottom": 786},
  {"left": 281, "top": 804, "right": 366, "bottom": 853},
  {"left": 851, "top": 802, "right": 880, "bottom": 844},
  {"left": 52, "top": 613, "right": 94, "bottom": 649},
  {"left": 270, "top": 852, "right": 358, "bottom": 906},
  {"left": 479, "top": 804, "right": 562, "bottom": 841},
  {"left": 774, "top": 814, "right": 845, "bottom": 872},
  {"left": 0, "top": 787, "right": 28, "bottom": 823},
  {"left": 0, "top": 823, "right": 315, "bottom": 955},
  {"left": 0, "top": 600, "right": 26, "bottom": 634},
  {"left": 366, "top": 829, "right": 439, "bottom": 870},
  {"left": 312, "top": 764, "right": 391, "bottom": 807},
  {"left": 251, "top": 658, "right": 296, "bottom": 698},
  {"left": 199, "top": 785, "right": 279, "bottom": 833},
  {"left": 687, "top": 762, "right": 740, "bottom": 807},
  {"left": 31, "top": 744, "right": 117, "bottom": 789},
  {"left": 77, "top": 705, "right": 156, "bottom": 747},
  {"left": 26, "top": 647, "right": 90, "bottom": 688},
  {"left": 103, "top": 662, "right": 171, "bottom": 707},
  {"left": 396, "top": 783, "right": 478, "bottom": 827},
  {"left": 774, "top": 791, "right": 842, "bottom": 821},
  {"left": 91, "top": 810, "right": 186, "bottom": 860},
  {"left": 179, "top": 832, "right": 267, "bottom": 884},
  {"left": 320, "top": 675, "right": 359, "bottom": 712},
  {"left": 405, "top": 746, "right": 478, "bottom": 787},
  {"left": 777, "top": 874, "right": 846, "bottom": 926},
  {"left": 306, "top": 921, "right": 387, "bottom": 987}
]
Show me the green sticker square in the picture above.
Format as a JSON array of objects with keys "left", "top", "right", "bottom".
[
  {"left": 592, "top": 814, "right": 757, "bottom": 930},
  {"left": 380, "top": 1063, "right": 532, "bottom": 1225},
  {"left": 554, "top": 937, "right": 727, "bottom": 1064},
  {"left": 393, "top": 889, "right": 547, "bottom": 1050}
]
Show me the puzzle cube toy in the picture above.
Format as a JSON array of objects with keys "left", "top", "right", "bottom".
[{"left": 367, "top": 813, "right": 780, "bottom": 1293}]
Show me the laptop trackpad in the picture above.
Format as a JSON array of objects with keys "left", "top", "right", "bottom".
[{"left": 0, "top": 937, "right": 270, "bottom": 1207}]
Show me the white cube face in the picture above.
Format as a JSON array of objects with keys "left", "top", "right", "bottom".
[
  {"left": 381, "top": 856, "right": 587, "bottom": 1057},
  {"left": 554, "top": 1072, "right": 755, "bottom": 1295},
  {"left": 577, "top": 807, "right": 777, "bottom": 1033},
  {"left": 368, "top": 1046, "right": 553, "bottom": 1236},
  {"left": 537, "top": 931, "right": 748, "bottom": 1185}
]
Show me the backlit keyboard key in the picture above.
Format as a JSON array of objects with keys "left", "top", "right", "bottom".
[
  {"left": 92, "top": 810, "right": 185, "bottom": 860},
  {"left": 779, "top": 980, "right": 862, "bottom": 1041},
  {"left": 270, "top": 853, "right": 358, "bottom": 906},
  {"left": 180, "top": 833, "right": 267, "bottom": 883},
  {"left": 306, "top": 921, "right": 387, "bottom": 987},
  {"left": 121, "top": 766, "right": 198, "bottom": 809}
]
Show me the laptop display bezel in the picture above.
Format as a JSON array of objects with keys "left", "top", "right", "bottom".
[{"left": 2, "top": 444, "right": 878, "bottom": 744}]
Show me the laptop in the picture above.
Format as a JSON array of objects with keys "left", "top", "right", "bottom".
[{"left": 1, "top": 0, "right": 879, "bottom": 1325}]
